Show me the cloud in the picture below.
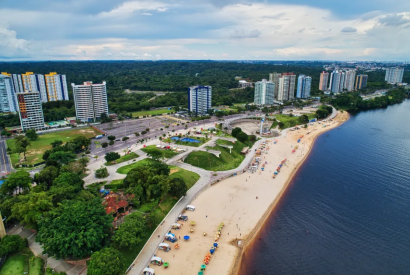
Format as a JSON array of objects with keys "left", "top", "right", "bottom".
[
  {"left": 341, "top": 27, "right": 357, "bottom": 33},
  {"left": 230, "top": 29, "right": 261, "bottom": 39},
  {"left": 142, "top": 13, "right": 153, "bottom": 16},
  {"left": 0, "top": 25, "right": 33, "bottom": 58},
  {"left": 378, "top": 14, "right": 410, "bottom": 26}
]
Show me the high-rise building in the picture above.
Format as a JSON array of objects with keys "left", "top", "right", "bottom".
[
  {"left": 344, "top": 70, "right": 356, "bottom": 91},
  {"left": 21, "top": 72, "right": 48, "bottom": 103},
  {"left": 277, "top": 73, "right": 296, "bottom": 101},
  {"left": 45, "top": 72, "right": 69, "bottom": 101},
  {"left": 254, "top": 79, "right": 275, "bottom": 105},
  {"left": 16, "top": 92, "right": 45, "bottom": 131},
  {"left": 339, "top": 71, "right": 346, "bottom": 92},
  {"left": 329, "top": 70, "right": 342, "bottom": 93},
  {"left": 296, "top": 75, "right": 312, "bottom": 99},
  {"left": 187, "top": 85, "right": 212, "bottom": 115},
  {"left": 319, "top": 71, "right": 329, "bottom": 91},
  {"left": 72, "top": 81, "right": 109, "bottom": 123},
  {"left": 269, "top": 72, "right": 282, "bottom": 99},
  {"left": 355, "top": 75, "right": 368, "bottom": 91},
  {"left": 0, "top": 75, "right": 18, "bottom": 113},
  {"left": 385, "top": 67, "right": 404, "bottom": 83}
]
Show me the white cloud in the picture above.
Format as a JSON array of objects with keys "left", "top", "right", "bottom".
[
  {"left": 378, "top": 14, "right": 410, "bottom": 26},
  {"left": 341, "top": 27, "right": 357, "bottom": 33},
  {"left": 0, "top": 25, "right": 33, "bottom": 58},
  {"left": 230, "top": 29, "right": 261, "bottom": 39}
]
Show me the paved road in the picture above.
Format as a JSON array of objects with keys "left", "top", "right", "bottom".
[{"left": 0, "top": 140, "right": 12, "bottom": 175}]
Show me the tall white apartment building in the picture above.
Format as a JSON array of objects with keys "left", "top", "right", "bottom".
[
  {"left": 344, "top": 70, "right": 356, "bottom": 91},
  {"left": 277, "top": 73, "right": 296, "bottom": 101},
  {"left": 45, "top": 72, "right": 69, "bottom": 101},
  {"left": 187, "top": 85, "right": 212, "bottom": 115},
  {"left": 0, "top": 74, "right": 18, "bottom": 112},
  {"left": 329, "top": 70, "right": 342, "bottom": 93},
  {"left": 16, "top": 92, "right": 46, "bottom": 131},
  {"left": 254, "top": 79, "right": 274, "bottom": 105},
  {"left": 385, "top": 67, "right": 404, "bottom": 84},
  {"left": 72, "top": 81, "right": 109, "bottom": 123},
  {"left": 339, "top": 71, "right": 346, "bottom": 92},
  {"left": 296, "top": 75, "right": 312, "bottom": 99},
  {"left": 319, "top": 71, "right": 329, "bottom": 91},
  {"left": 21, "top": 72, "right": 48, "bottom": 103},
  {"left": 269, "top": 72, "right": 282, "bottom": 99}
]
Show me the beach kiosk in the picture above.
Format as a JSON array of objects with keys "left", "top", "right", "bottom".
[
  {"left": 171, "top": 223, "right": 182, "bottom": 230},
  {"left": 165, "top": 233, "right": 177, "bottom": 243},
  {"left": 186, "top": 205, "right": 196, "bottom": 211},
  {"left": 142, "top": 267, "right": 155, "bottom": 275},
  {"left": 158, "top": 243, "right": 170, "bottom": 252},
  {"left": 150, "top": 256, "right": 164, "bottom": 266}
]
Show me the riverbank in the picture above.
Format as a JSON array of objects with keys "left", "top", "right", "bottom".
[{"left": 152, "top": 111, "right": 349, "bottom": 275}]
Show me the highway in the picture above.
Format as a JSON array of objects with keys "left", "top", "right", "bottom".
[{"left": 0, "top": 140, "right": 12, "bottom": 175}]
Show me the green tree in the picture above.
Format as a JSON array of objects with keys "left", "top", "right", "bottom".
[
  {"left": 101, "top": 142, "right": 109, "bottom": 149},
  {"left": 0, "top": 129, "right": 8, "bottom": 136},
  {"left": 95, "top": 167, "right": 109, "bottom": 178},
  {"left": 107, "top": 135, "right": 116, "bottom": 141},
  {"left": 112, "top": 213, "right": 147, "bottom": 249},
  {"left": 0, "top": 235, "right": 26, "bottom": 256},
  {"left": 298, "top": 114, "right": 309, "bottom": 124},
  {"left": 169, "top": 178, "right": 187, "bottom": 198},
  {"left": 1, "top": 170, "right": 31, "bottom": 195},
  {"left": 231, "top": 127, "right": 242, "bottom": 137},
  {"left": 315, "top": 109, "right": 329, "bottom": 119},
  {"left": 70, "top": 136, "right": 91, "bottom": 151},
  {"left": 11, "top": 192, "right": 54, "bottom": 229},
  {"left": 88, "top": 247, "right": 125, "bottom": 275},
  {"left": 109, "top": 140, "right": 115, "bottom": 146},
  {"left": 48, "top": 151, "right": 76, "bottom": 166},
  {"left": 25, "top": 129, "right": 38, "bottom": 141},
  {"left": 51, "top": 140, "right": 63, "bottom": 148},
  {"left": 54, "top": 172, "right": 84, "bottom": 190},
  {"left": 122, "top": 136, "right": 129, "bottom": 142},
  {"left": 38, "top": 166, "right": 59, "bottom": 189},
  {"left": 36, "top": 198, "right": 113, "bottom": 259},
  {"left": 236, "top": 131, "right": 249, "bottom": 143},
  {"left": 14, "top": 135, "right": 31, "bottom": 161},
  {"left": 278, "top": 122, "right": 285, "bottom": 129},
  {"left": 144, "top": 147, "right": 163, "bottom": 161},
  {"left": 105, "top": 152, "right": 121, "bottom": 163}
]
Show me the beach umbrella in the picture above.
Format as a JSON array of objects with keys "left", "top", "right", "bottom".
[
  {"left": 191, "top": 221, "right": 196, "bottom": 226},
  {"left": 214, "top": 243, "right": 218, "bottom": 247},
  {"left": 164, "top": 262, "right": 169, "bottom": 269},
  {"left": 210, "top": 249, "right": 215, "bottom": 254},
  {"left": 198, "top": 272, "right": 204, "bottom": 275},
  {"left": 201, "top": 264, "right": 207, "bottom": 270},
  {"left": 184, "top": 235, "right": 190, "bottom": 240}
]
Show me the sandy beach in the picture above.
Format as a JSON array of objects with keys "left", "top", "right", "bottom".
[{"left": 152, "top": 111, "right": 350, "bottom": 275}]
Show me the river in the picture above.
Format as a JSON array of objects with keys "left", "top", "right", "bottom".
[{"left": 240, "top": 100, "right": 410, "bottom": 275}]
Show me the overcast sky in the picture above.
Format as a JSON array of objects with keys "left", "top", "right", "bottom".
[{"left": 1, "top": 0, "right": 409, "bottom": 61}]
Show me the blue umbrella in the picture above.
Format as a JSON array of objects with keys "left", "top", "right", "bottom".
[
  {"left": 184, "top": 235, "right": 190, "bottom": 240},
  {"left": 213, "top": 243, "right": 218, "bottom": 247}
]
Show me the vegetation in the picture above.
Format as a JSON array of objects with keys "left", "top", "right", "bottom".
[
  {"left": 141, "top": 145, "right": 178, "bottom": 159},
  {"left": 273, "top": 113, "right": 316, "bottom": 129},
  {"left": 112, "top": 213, "right": 147, "bottom": 249},
  {"left": 88, "top": 247, "right": 125, "bottom": 275},
  {"left": 95, "top": 167, "right": 109, "bottom": 178},
  {"left": 105, "top": 152, "right": 121, "bottom": 163},
  {"left": 132, "top": 108, "right": 173, "bottom": 117},
  {"left": 0, "top": 235, "right": 27, "bottom": 256},
  {"left": 0, "top": 170, "right": 31, "bottom": 195},
  {"left": 116, "top": 158, "right": 156, "bottom": 174},
  {"left": 105, "top": 152, "right": 139, "bottom": 165},
  {"left": 25, "top": 129, "right": 38, "bottom": 141}
]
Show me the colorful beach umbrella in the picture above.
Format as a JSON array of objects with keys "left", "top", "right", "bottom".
[{"left": 184, "top": 235, "right": 190, "bottom": 240}]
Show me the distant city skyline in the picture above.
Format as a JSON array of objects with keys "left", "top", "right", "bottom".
[{"left": 1, "top": 0, "right": 410, "bottom": 61}]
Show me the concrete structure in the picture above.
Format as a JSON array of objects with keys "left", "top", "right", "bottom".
[
  {"left": 355, "top": 74, "right": 368, "bottom": 91},
  {"left": 319, "top": 71, "right": 329, "bottom": 91},
  {"left": 238, "top": 80, "right": 253, "bottom": 88},
  {"left": 72, "top": 81, "right": 109, "bottom": 123},
  {"left": 385, "top": 67, "right": 404, "bottom": 84},
  {"left": 269, "top": 72, "right": 282, "bottom": 99},
  {"left": 296, "top": 75, "right": 312, "bottom": 99},
  {"left": 254, "top": 79, "right": 274, "bottom": 105},
  {"left": 277, "top": 73, "right": 296, "bottom": 101},
  {"left": 339, "top": 71, "right": 346, "bottom": 92},
  {"left": 20, "top": 72, "right": 48, "bottom": 103},
  {"left": 329, "top": 70, "right": 343, "bottom": 93},
  {"left": 16, "top": 92, "right": 46, "bottom": 131},
  {"left": 188, "top": 85, "right": 212, "bottom": 115},
  {"left": 0, "top": 75, "right": 18, "bottom": 113},
  {"left": 344, "top": 70, "right": 356, "bottom": 91},
  {"left": 45, "top": 72, "right": 69, "bottom": 101}
]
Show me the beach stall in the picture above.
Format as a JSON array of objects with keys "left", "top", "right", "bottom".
[
  {"left": 186, "top": 205, "right": 196, "bottom": 211},
  {"left": 165, "top": 233, "right": 177, "bottom": 243},
  {"left": 150, "top": 256, "right": 164, "bottom": 266},
  {"left": 178, "top": 215, "right": 188, "bottom": 221},
  {"left": 142, "top": 267, "right": 155, "bottom": 275},
  {"left": 171, "top": 223, "right": 182, "bottom": 230},
  {"left": 158, "top": 243, "right": 171, "bottom": 252}
]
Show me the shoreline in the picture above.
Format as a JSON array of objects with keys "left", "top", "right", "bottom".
[{"left": 231, "top": 111, "right": 351, "bottom": 275}]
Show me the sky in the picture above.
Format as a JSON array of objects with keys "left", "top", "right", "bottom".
[{"left": 0, "top": 0, "right": 410, "bottom": 61}]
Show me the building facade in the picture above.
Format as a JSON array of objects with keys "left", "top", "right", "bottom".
[
  {"left": 269, "top": 72, "right": 282, "bottom": 99},
  {"left": 355, "top": 75, "right": 368, "bottom": 91},
  {"left": 319, "top": 71, "right": 329, "bottom": 91},
  {"left": 0, "top": 75, "right": 18, "bottom": 113},
  {"left": 344, "top": 70, "right": 356, "bottom": 91},
  {"left": 188, "top": 85, "right": 212, "bottom": 115},
  {"left": 385, "top": 67, "right": 404, "bottom": 84},
  {"left": 329, "top": 70, "right": 342, "bottom": 93},
  {"left": 277, "top": 73, "right": 296, "bottom": 101},
  {"left": 45, "top": 72, "right": 69, "bottom": 101},
  {"left": 238, "top": 80, "right": 253, "bottom": 88},
  {"left": 254, "top": 79, "right": 275, "bottom": 105},
  {"left": 296, "top": 75, "right": 312, "bottom": 99},
  {"left": 72, "top": 81, "right": 109, "bottom": 123},
  {"left": 16, "top": 92, "right": 46, "bottom": 131}
]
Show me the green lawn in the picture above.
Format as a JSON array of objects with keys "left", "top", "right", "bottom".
[
  {"left": 116, "top": 158, "right": 156, "bottom": 174},
  {"left": 169, "top": 165, "right": 200, "bottom": 189},
  {"left": 273, "top": 114, "right": 316, "bottom": 129},
  {"left": 132, "top": 108, "right": 172, "bottom": 117},
  {"left": 141, "top": 145, "right": 178, "bottom": 159},
  {"left": 7, "top": 127, "right": 101, "bottom": 166},
  {"left": 0, "top": 247, "right": 43, "bottom": 275},
  {"left": 185, "top": 139, "right": 253, "bottom": 171},
  {"left": 105, "top": 152, "right": 139, "bottom": 166}
]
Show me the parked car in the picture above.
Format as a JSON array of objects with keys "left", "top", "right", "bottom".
[{"left": 177, "top": 215, "right": 188, "bottom": 221}]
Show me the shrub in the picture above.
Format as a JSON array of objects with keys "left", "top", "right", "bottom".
[
  {"left": 0, "top": 235, "right": 27, "bottom": 256},
  {"left": 85, "top": 150, "right": 91, "bottom": 154},
  {"left": 95, "top": 167, "right": 109, "bottom": 178}
]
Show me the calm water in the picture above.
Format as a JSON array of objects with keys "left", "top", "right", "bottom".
[{"left": 240, "top": 100, "right": 410, "bottom": 275}]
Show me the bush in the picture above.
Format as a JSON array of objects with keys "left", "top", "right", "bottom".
[
  {"left": 0, "top": 235, "right": 27, "bottom": 256},
  {"left": 95, "top": 167, "right": 109, "bottom": 178},
  {"left": 231, "top": 127, "right": 242, "bottom": 137},
  {"left": 85, "top": 150, "right": 91, "bottom": 154},
  {"left": 88, "top": 247, "right": 125, "bottom": 275},
  {"left": 236, "top": 131, "right": 249, "bottom": 143}
]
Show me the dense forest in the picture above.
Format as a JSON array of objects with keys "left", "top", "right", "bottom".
[{"left": 0, "top": 61, "right": 409, "bottom": 126}]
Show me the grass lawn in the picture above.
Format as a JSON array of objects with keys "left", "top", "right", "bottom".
[
  {"left": 185, "top": 139, "right": 253, "bottom": 171},
  {"left": 141, "top": 145, "right": 179, "bottom": 159},
  {"left": 116, "top": 158, "right": 156, "bottom": 174},
  {"left": 273, "top": 114, "right": 316, "bottom": 129},
  {"left": 7, "top": 127, "right": 101, "bottom": 166},
  {"left": 105, "top": 152, "right": 139, "bottom": 166},
  {"left": 169, "top": 165, "right": 200, "bottom": 189},
  {"left": 132, "top": 108, "right": 171, "bottom": 117},
  {"left": 0, "top": 247, "right": 43, "bottom": 275}
]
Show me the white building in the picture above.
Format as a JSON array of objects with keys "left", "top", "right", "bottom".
[
  {"left": 319, "top": 71, "right": 329, "bottom": 91},
  {"left": 188, "top": 85, "right": 212, "bottom": 115},
  {"left": 20, "top": 72, "right": 48, "bottom": 103},
  {"left": 238, "top": 80, "right": 253, "bottom": 88},
  {"left": 16, "top": 92, "right": 46, "bottom": 131},
  {"left": 269, "top": 72, "right": 282, "bottom": 99},
  {"left": 45, "top": 72, "right": 69, "bottom": 101},
  {"left": 344, "top": 70, "right": 356, "bottom": 91},
  {"left": 277, "top": 73, "right": 296, "bottom": 101},
  {"left": 296, "top": 75, "right": 312, "bottom": 99},
  {"left": 329, "top": 70, "right": 342, "bottom": 93},
  {"left": 254, "top": 79, "right": 274, "bottom": 105},
  {"left": 385, "top": 67, "right": 404, "bottom": 84},
  {"left": 0, "top": 75, "right": 18, "bottom": 113},
  {"left": 72, "top": 81, "right": 109, "bottom": 123}
]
